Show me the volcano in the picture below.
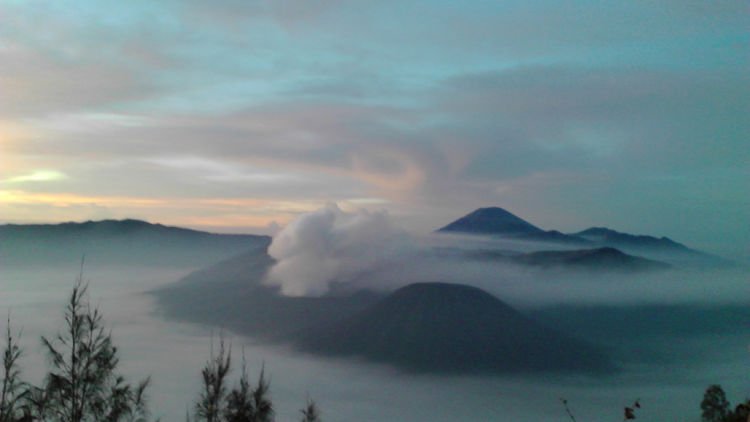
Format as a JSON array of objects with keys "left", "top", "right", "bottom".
[{"left": 298, "top": 282, "right": 613, "bottom": 373}]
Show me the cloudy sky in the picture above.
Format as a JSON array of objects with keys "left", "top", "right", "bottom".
[{"left": 0, "top": 1, "right": 747, "bottom": 257}]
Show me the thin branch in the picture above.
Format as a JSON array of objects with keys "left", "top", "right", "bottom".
[{"left": 560, "top": 398, "right": 578, "bottom": 422}]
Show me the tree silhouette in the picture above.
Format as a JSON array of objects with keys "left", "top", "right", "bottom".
[
  {"left": 728, "top": 400, "right": 750, "bottom": 422},
  {"left": 702, "top": 385, "right": 731, "bottom": 422},
  {"left": 0, "top": 318, "right": 27, "bottom": 422},
  {"left": 224, "top": 354, "right": 253, "bottom": 422},
  {"left": 38, "top": 271, "right": 152, "bottom": 422},
  {"left": 0, "top": 263, "right": 327, "bottom": 422},
  {"left": 299, "top": 398, "right": 320, "bottom": 422},
  {"left": 196, "top": 337, "right": 231, "bottom": 422},
  {"left": 193, "top": 339, "right": 274, "bottom": 422},
  {"left": 249, "top": 366, "right": 272, "bottom": 422}
]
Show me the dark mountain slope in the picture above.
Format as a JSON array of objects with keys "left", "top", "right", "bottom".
[
  {"left": 298, "top": 282, "right": 613, "bottom": 374},
  {"left": 573, "top": 227, "right": 731, "bottom": 267},
  {"left": 460, "top": 246, "right": 670, "bottom": 272},
  {"left": 438, "top": 207, "right": 544, "bottom": 235},
  {"left": 513, "top": 247, "right": 670, "bottom": 272},
  {"left": 156, "top": 253, "right": 614, "bottom": 374},
  {"left": 574, "top": 227, "right": 692, "bottom": 252},
  {"left": 152, "top": 248, "right": 381, "bottom": 340}
]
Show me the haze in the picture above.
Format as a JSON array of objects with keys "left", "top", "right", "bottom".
[{"left": 1, "top": 234, "right": 747, "bottom": 421}]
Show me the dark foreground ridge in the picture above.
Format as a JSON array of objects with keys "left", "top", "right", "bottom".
[{"left": 297, "top": 282, "right": 614, "bottom": 374}]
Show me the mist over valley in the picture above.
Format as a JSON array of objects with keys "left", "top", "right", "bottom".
[
  {"left": 1, "top": 207, "right": 747, "bottom": 420},
  {"left": 2, "top": 2, "right": 747, "bottom": 420}
]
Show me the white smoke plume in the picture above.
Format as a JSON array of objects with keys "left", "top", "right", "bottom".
[{"left": 265, "top": 203, "right": 412, "bottom": 297}]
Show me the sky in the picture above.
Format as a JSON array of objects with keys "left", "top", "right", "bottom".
[{"left": 0, "top": 0, "right": 748, "bottom": 258}]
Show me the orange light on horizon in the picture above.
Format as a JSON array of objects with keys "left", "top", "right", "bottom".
[
  {"left": 0, "top": 190, "right": 326, "bottom": 231},
  {"left": 0, "top": 190, "right": 166, "bottom": 207}
]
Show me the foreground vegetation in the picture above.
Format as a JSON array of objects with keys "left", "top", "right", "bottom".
[
  {"left": 0, "top": 269, "right": 320, "bottom": 422},
  {"left": 700, "top": 385, "right": 750, "bottom": 422},
  {"left": 0, "top": 280, "right": 151, "bottom": 422},
  {"left": 0, "top": 273, "right": 745, "bottom": 421}
]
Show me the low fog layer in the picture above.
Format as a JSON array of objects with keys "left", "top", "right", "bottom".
[
  {"left": 4, "top": 261, "right": 749, "bottom": 421},
  {"left": 355, "top": 251, "right": 750, "bottom": 308},
  {"left": 1, "top": 208, "right": 748, "bottom": 420}
]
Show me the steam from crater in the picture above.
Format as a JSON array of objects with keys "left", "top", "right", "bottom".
[{"left": 265, "top": 204, "right": 411, "bottom": 296}]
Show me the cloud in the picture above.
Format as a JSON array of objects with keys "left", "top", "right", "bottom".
[
  {"left": 0, "top": 41, "right": 159, "bottom": 117},
  {"left": 4, "top": 170, "right": 67, "bottom": 183},
  {"left": 265, "top": 204, "right": 412, "bottom": 296},
  {"left": 0, "top": 0, "right": 747, "bottom": 257}
]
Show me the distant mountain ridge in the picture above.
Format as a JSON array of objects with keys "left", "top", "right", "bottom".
[
  {"left": 516, "top": 247, "right": 670, "bottom": 271},
  {"left": 573, "top": 227, "right": 690, "bottom": 252},
  {"left": 466, "top": 247, "right": 670, "bottom": 272},
  {"left": 0, "top": 219, "right": 269, "bottom": 267},
  {"left": 438, "top": 207, "right": 588, "bottom": 245},
  {"left": 437, "top": 207, "right": 721, "bottom": 264},
  {"left": 1, "top": 218, "right": 243, "bottom": 237}
]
